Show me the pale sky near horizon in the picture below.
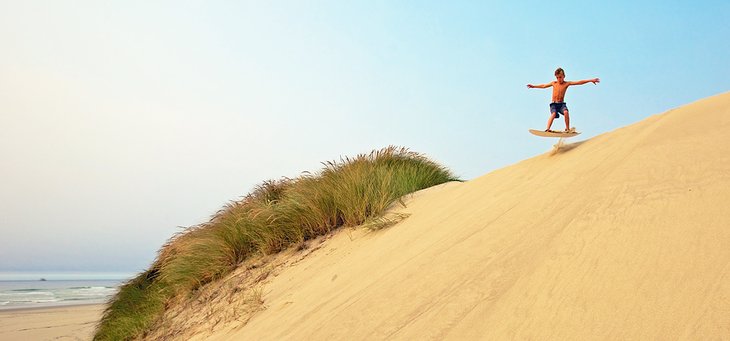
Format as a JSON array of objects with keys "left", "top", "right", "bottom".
[{"left": 1, "top": 1, "right": 728, "bottom": 274}]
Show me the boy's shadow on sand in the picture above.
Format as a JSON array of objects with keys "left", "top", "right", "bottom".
[{"left": 549, "top": 140, "right": 587, "bottom": 156}]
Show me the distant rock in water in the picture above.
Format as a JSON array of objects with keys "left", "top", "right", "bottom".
[{"left": 39, "top": 278, "right": 47, "bottom": 281}]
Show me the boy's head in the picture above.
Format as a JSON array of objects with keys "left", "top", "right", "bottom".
[{"left": 554, "top": 67, "right": 565, "bottom": 82}]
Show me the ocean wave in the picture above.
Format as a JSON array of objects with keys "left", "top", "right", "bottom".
[
  {"left": 0, "top": 291, "right": 54, "bottom": 296},
  {"left": 11, "top": 298, "right": 60, "bottom": 303},
  {"left": 0, "top": 279, "right": 121, "bottom": 309}
]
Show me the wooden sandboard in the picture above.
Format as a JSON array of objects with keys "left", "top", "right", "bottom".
[{"left": 529, "top": 129, "right": 581, "bottom": 138}]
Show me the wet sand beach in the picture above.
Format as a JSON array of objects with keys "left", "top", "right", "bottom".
[{"left": 0, "top": 304, "right": 103, "bottom": 341}]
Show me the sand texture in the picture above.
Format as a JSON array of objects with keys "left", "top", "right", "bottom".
[
  {"left": 129, "top": 91, "right": 730, "bottom": 340},
  {"left": 0, "top": 304, "right": 103, "bottom": 341}
]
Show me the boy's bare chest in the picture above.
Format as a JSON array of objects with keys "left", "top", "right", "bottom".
[
  {"left": 552, "top": 83, "right": 569, "bottom": 94},
  {"left": 553, "top": 82, "right": 569, "bottom": 91}
]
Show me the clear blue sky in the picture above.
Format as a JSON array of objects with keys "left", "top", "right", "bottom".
[{"left": 1, "top": 1, "right": 728, "bottom": 273}]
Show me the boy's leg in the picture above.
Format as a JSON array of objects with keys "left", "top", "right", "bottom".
[
  {"left": 546, "top": 113, "right": 557, "bottom": 131},
  {"left": 546, "top": 104, "right": 558, "bottom": 131},
  {"left": 563, "top": 109, "right": 570, "bottom": 131}
]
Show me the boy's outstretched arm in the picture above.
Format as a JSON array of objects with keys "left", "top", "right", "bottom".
[
  {"left": 568, "top": 78, "right": 600, "bottom": 86},
  {"left": 526, "top": 82, "right": 552, "bottom": 89}
]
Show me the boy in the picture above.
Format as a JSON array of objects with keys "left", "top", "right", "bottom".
[{"left": 527, "top": 68, "right": 599, "bottom": 132}]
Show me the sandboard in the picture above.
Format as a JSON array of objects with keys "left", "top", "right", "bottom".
[{"left": 529, "top": 129, "right": 581, "bottom": 138}]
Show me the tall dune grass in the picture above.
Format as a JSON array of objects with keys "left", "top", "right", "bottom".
[{"left": 94, "top": 146, "right": 457, "bottom": 340}]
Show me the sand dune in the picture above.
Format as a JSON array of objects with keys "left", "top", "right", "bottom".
[{"left": 185, "top": 92, "right": 730, "bottom": 340}]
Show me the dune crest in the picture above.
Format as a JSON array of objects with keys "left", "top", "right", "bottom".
[{"left": 183, "top": 92, "right": 730, "bottom": 340}]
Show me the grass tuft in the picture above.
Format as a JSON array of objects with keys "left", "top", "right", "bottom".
[{"left": 94, "top": 146, "right": 457, "bottom": 340}]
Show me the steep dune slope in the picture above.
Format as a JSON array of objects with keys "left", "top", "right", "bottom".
[{"left": 207, "top": 92, "right": 730, "bottom": 340}]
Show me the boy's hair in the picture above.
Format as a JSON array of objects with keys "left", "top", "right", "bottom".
[{"left": 555, "top": 67, "right": 565, "bottom": 76}]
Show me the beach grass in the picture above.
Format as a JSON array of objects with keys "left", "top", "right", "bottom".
[
  {"left": 94, "top": 146, "right": 457, "bottom": 340},
  {"left": 94, "top": 270, "right": 168, "bottom": 341}
]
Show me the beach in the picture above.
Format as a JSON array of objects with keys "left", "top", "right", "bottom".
[
  {"left": 0, "top": 304, "right": 103, "bottom": 341},
  {"left": 14, "top": 92, "right": 730, "bottom": 340},
  {"left": 0, "top": 274, "right": 127, "bottom": 340}
]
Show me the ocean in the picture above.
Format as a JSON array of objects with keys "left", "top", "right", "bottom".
[{"left": 0, "top": 272, "right": 134, "bottom": 310}]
